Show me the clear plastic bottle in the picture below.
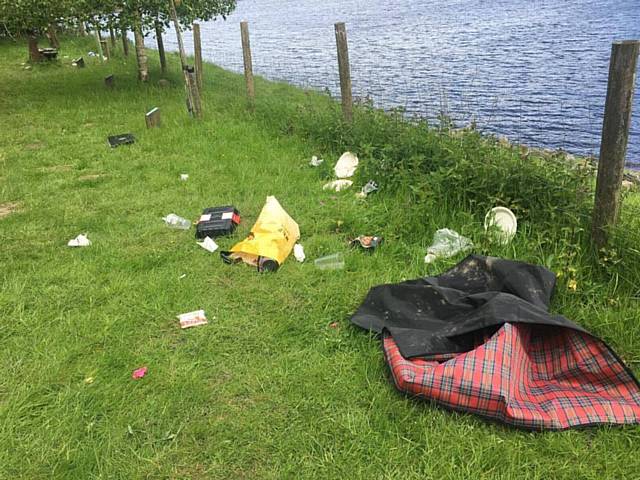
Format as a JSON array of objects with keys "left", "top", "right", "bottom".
[
  {"left": 424, "top": 229, "right": 473, "bottom": 263},
  {"left": 163, "top": 214, "right": 191, "bottom": 230}
]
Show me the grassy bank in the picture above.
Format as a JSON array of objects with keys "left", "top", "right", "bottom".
[{"left": 1, "top": 35, "right": 640, "bottom": 479}]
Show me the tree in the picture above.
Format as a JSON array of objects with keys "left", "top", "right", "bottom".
[{"left": 0, "top": 0, "right": 75, "bottom": 60}]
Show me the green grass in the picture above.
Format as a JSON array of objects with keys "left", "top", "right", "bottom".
[{"left": 1, "top": 35, "right": 640, "bottom": 479}]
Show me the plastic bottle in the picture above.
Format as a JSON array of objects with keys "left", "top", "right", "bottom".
[
  {"left": 314, "top": 252, "right": 345, "bottom": 270},
  {"left": 424, "top": 229, "right": 473, "bottom": 263},
  {"left": 163, "top": 214, "right": 191, "bottom": 230}
]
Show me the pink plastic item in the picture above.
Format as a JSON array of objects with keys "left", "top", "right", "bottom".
[{"left": 132, "top": 367, "right": 148, "bottom": 380}]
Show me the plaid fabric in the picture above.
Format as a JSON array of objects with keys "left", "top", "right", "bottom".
[{"left": 383, "top": 323, "right": 640, "bottom": 430}]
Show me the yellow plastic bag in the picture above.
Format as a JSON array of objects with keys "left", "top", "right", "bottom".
[{"left": 226, "top": 196, "right": 300, "bottom": 270}]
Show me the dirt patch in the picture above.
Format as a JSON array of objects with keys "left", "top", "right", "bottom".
[
  {"left": 25, "top": 142, "right": 44, "bottom": 151},
  {"left": 0, "top": 201, "right": 21, "bottom": 219},
  {"left": 42, "top": 164, "right": 74, "bottom": 173}
]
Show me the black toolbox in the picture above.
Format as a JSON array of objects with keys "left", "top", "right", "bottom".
[{"left": 195, "top": 206, "right": 240, "bottom": 239}]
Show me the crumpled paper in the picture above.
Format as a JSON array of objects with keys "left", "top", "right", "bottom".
[{"left": 68, "top": 234, "right": 91, "bottom": 247}]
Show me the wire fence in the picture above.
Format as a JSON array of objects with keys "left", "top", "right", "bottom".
[{"left": 155, "top": 0, "right": 640, "bottom": 166}]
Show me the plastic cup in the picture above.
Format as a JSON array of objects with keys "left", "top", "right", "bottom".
[{"left": 314, "top": 252, "right": 345, "bottom": 270}]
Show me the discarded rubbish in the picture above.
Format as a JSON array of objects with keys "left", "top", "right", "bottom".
[
  {"left": 356, "top": 180, "right": 379, "bottom": 198},
  {"left": 351, "top": 255, "right": 640, "bottom": 430},
  {"left": 222, "top": 196, "right": 300, "bottom": 273},
  {"left": 177, "top": 310, "right": 208, "bottom": 329},
  {"left": 195, "top": 206, "right": 240, "bottom": 239},
  {"left": 294, "top": 243, "right": 306, "bottom": 262},
  {"left": 163, "top": 214, "right": 191, "bottom": 230},
  {"left": 314, "top": 252, "right": 345, "bottom": 270},
  {"left": 131, "top": 367, "right": 147, "bottom": 380},
  {"left": 180, "top": 173, "right": 189, "bottom": 181},
  {"left": 67, "top": 234, "right": 91, "bottom": 247},
  {"left": 145, "top": 107, "right": 161, "bottom": 128},
  {"left": 334, "top": 151, "right": 359, "bottom": 178},
  {"left": 72, "top": 57, "right": 85, "bottom": 68},
  {"left": 179, "top": 274, "right": 187, "bottom": 279},
  {"left": 323, "top": 179, "right": 353, "bottom": 192},
  {"left": 310, "top": 155, "right": 324, "bottom": 167},
  {"left": 484, "top": 207, "right": 517, "bottom": 244},
  {"left": 39, "top": 48, "right": 58, "bottom": 60},
  {"left": 351, "top": 235, "right": 383, "bottom": 251},
  {"left": 424, "top": 228, "right": 473, "bottom": 263},
  {"left": 107, "top": 133, "right": 135, "bottom": 148},
  {"left": 197, "top": 236, "right": 219, "bottom": 253},
  {"left": 87, "top": 51, "right": 97, "bottom": 57}
]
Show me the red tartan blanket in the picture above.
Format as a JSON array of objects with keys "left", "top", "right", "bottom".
[{"left": 383, "top": 324, "right": 640, "bottom": 430}]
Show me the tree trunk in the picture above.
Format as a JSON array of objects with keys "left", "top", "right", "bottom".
[
  {"left": 133, "top": 13, "right": 149, "bottom": 82},
  {"left": 155, "top": 22, "right": 167, "bottom": 75},
  {"left": 47, "top": 24, "right": 60, "bottom": 49},
  {"left": 121, "top": 27, "right": 129, "bottom": 57},
  {"left": 28, "top": 33, "right": 41, "bottom": 62},
  {"left": 109, "top": 27, "right": 116, "bottom": 49},
  {"left": 79, "top": 21, "right": 87, "bottom": 37}
]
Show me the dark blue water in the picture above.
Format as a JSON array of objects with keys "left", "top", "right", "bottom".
[{"left": 163, "top": 0, "right": 640, "bottom": 165}]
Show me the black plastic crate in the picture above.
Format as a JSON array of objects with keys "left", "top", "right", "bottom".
[
  {"left": 196, "top": 205, "right": 240, "bottom": 239},
  {"left": 107, "top": 133, "right": 135, "bottom": 148}
]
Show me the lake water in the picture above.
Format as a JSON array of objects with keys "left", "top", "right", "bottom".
[{"left": 161, "top": 0, "right": 640, "bottom": 165}]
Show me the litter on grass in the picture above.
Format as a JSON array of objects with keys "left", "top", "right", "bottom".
[
  {"left": 67, "top": 234, "right": 91, "bottom": 247},
  {"left": 350, "top": 255, "right": 640, "bottom": 430},
  {"left": 294, "top": 243, "right": 306, "bottom": 262},
  {"left": 310, "top": 155, "right": 324, "bottom": 167},
  {"left": 424, "top": 228, "right": 473, "bottom": 263},
  {"left": 351, "top": 235, "right": 383, "bottom": 251},
  {"left": 485, "top": 207, "right": 517, "bottom": 244},
  {"left": 221, "top": 196, "right": 299, "bottom": 273},
  {"left": 163, "top": 214, "right": 191, "bottom": 230},
  {"left": 314, "top": 252, "right": 345, "bottom": 270},
  {"left": 131, "top": 367, "right": 147, "bottom": 380},
  {"left": 197, "top": 236, "right": 219, "bottom": 253},
  {"left": 323, "top": 179, "right": 353, "bottom": 192},
  {"left": 177, "top": 310, "right": 208, "bottom": 329},
  {"left": 107, "top": 133, "right": 135, "bottom": 148},
  {"left": 180, "top": 173, "right": 189, "bottom": 181},
  {"left": 356, "top": 180, "right": 379, "bottom": 198},
  {"left": 195, "top": 206, "right": 240, "bottom": 239},
  {"left": 334, "top": 152, "right": 359, "bottom": 178}
]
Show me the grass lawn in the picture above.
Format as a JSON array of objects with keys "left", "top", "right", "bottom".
[{"left": 1, "top": 36, "right": 640, "bottom": 479}]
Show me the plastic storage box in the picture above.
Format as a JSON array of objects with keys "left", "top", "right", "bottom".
[{"left": 195, "top": 206, "right": 240, "bottom": 239}]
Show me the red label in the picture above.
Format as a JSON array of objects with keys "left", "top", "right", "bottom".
[{"left": 232, "top": 213, "right": 241, "bottom": 224}]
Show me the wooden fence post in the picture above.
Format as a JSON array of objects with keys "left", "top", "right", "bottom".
[
  {"left": 334, "top": 22, "right": 353, "bottom": 123},
  {"left": 168, "top": 0, "right": 202, "bottom": 119},
  {"left": 240, "top": 21, "right": 255, "bottom": 108},
  {"left": 193, "top": 23, "right": 204, "bottom": 91},
  {"left": 155, "top": 21, "right": 167, "bottom": 75},
  {"left": 94, "top": 28, "right": 104, "bottom": 62},
  {"left": 100, "top": 40, "right": 110, "bottom": 60},
  {"left": 592, "top": 40, "right": 640, "bottom": 248}
]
